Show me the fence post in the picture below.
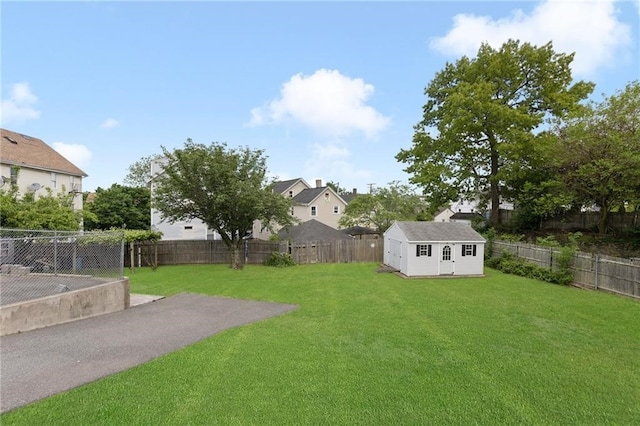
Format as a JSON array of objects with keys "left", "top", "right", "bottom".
[
  {"left": 594, "top": 254, "right": 599, "bottom": 290},
  {"left": 120, "top": 228, "right": 126, "bottom": 278},
  {"left": 53, "top": 231, "right": 58, "bottom": 276}
]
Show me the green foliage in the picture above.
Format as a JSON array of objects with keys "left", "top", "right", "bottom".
[
  {"left": 488, "top": 251, "right": 572, "bottom": 285},
  {"left": 397, "top": 39, "right": 593, "bottom": 226},
  {"left": 0, "top": 185, "right": 84, "bottom": 230},
  {"left": 554, "top": 81, "right": 640, "bottom": 234},
  {"left": 482, "top": 227, "right": 496, "bottom": 259},
  {"left": 339, "top": 181, "right": 427, "bottom": 234},
  {"left": 153, "top": 140, "right": 294, "bottom": 269},
  {"left": 263, "top": 252, "right": 296, "bottom": 267},
  {"left": 123, "top": 154, "right": 161, "bottom": 188},
  {"left": 84, "top": 184, "right": 151, "bottom": 231}
]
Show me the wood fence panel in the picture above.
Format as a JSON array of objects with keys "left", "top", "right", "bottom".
[{"left": 492, "top": 240, "right": 639, "bottom": 299}]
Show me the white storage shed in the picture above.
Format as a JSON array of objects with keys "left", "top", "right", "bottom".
[{"left": 384, "top": 221, "right": 485, "bottom": 277}]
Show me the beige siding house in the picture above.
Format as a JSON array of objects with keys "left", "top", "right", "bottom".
[
  {"left": 0, "top": 128, "right": 87, "bottom": 212},
  {"left": 290, "top": 179, "right": 348, "bottom": 230}
]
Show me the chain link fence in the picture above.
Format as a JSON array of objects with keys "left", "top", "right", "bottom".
[{"left": 0, "top": 228, "right": 125, "bottom": 306}]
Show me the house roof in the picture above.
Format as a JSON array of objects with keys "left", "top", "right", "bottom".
[
  {"left": 342, "top": 225, "right": 378, "bottom": 236},
  {"left": 391, "top": 221, "right": 485, "bottom": 243},
  {"left": 292, "top": 186, "right": 349, "bottom": 205},
  {"left": 340, "top": 192, "right": 358, "bottom": 204},
  {"left": 272, "top": 178, "right": 307, "bottom": 195},
  {"left": 0, "top": 128, "right": 88, "bottom": 177},
  {"left": 278, "top": 219, "right": 354, "bottom": 242},
  {"left": 450, "top": 212, "right": 483, "bottom": 221}
]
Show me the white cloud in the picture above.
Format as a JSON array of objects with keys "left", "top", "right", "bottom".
[
  {"left": 248, "top": 69, "right": 390, "bottom": 138},
  {"left": 52, "top": 142, "right": 93, "bottom": 170},
  {"left": 100, "top": 118, "right": 120, "bottom": 129},
  {"left": 0, "top": 82, "right": 41, "bottom": 125},
  {"left": 430, "top": 0, "right": 632, "bottom": 76},
  {"left": 303, "top": 142, "right": 373, "bottom": 188}
]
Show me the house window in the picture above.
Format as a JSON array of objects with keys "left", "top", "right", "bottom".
[
  {"left": 333, "top": 206, "right": 340, "bottom": 214},
  {"left": 416, "top": 244, "right": 432, "bottom": 257},
  {"left": 461, "top": 244, "right": 477, "bottom": 256},
  {"left": 51, "top": 172, "right": 57, "bottom": 189},
  {"left": 290, "top": 207, "right": 295, "bottom": 215},
  {"left": 442, "top": 245, "right": 451, "bottom": 261},
  {"left": 310, "top": 206, "right": 317, "bottom": 216},
  {"left": 184, "top": 226, "right": 193, "bottom": 230},
  {"left": 288, "top": 190, "right": 293, "bottom": 198},
  {"left": 10, "top": 167, "right": 18, "bottom": 184}
]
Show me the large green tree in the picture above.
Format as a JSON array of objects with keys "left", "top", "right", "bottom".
[
  {"left": 397, "top": 39, "right": 594, "bottom": 226},
  {"left": 554, "top": 80, "right": 640, "bottom": 234},
  {"left": 152, "top": 140, "right": 294, "bottom": 269},
  {"left": 84, "top": 184, "right": 151, "bottom": 230},
  {"left": 338, "top": 181, "right": 428, "bottom": 234}
]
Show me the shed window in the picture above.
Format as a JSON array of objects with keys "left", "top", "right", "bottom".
[
  {"left": 461, "top": 244, "right": 477, "bottom": 256},
  {"left": 416, "top": 244, "right": 432, "bottom": 257}
]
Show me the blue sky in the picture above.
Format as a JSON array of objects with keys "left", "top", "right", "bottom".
[{"left": 2, "top": 0, "right": 639, "bottom": 193}]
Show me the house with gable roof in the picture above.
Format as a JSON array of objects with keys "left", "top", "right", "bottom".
[{"left": 0, "top": 128, "right": 87, "bottom": 212}]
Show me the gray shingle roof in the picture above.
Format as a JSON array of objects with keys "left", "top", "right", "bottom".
[
  {"left": 450, "top": 212, "right": 483, "bottom": 221},
  {"left": 278, "top": 219, "right": 354, "bottom": 242},
  {"left": 291, "top": 187, "right": 328, "bottom": 204},
  {"left": 393, "top": 221, "right": 485, "bottom": 242},
  {"left": 272, "top": 178, "right": 304, "bottom": 195}
]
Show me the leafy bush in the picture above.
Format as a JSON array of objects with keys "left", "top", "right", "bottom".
[
  {"left": 487, "top": 250, "right": 571, "bottom": 285},
  {"left": 264, "top": 252, "right": 296, "bottom": 268}
]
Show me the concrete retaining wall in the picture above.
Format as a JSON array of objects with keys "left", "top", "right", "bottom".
[{"left": 0, "top": 278, "right": 130, "bottom": 336}]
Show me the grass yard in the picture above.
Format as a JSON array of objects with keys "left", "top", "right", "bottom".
[{"left": 2, "top": 264, "right": 639, "bottom": 425}]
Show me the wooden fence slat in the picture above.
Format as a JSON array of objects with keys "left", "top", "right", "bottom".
[{"left": 492, "top": 240, "right": 639, "bottom": 299}]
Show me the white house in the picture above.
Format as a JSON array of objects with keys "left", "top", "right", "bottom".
[
  {"left": 384, "top": 221, "right": 485, "bottom": 277},
  {"left": 150, "top": 157, "right": 219, "bottom": 240}
]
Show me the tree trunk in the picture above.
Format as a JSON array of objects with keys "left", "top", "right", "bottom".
[
  {"left": 597, "top": 208, "right": 609, "bottom": 235},
  {"left": 489, "top": 142, "right": 501, "bottom": 227},
  {"left": 230, "top": 244, "right": 244, "bottom": 269}
]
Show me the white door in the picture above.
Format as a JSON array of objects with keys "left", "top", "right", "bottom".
[
  {"left": 389, "top": 240, "right": 402, "bottom": 270},
  {"left": 440, "top": 244, "right": 454, "bottom": 275}
]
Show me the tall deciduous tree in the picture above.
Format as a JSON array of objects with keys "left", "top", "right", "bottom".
[
  {"left": 123, "top": 154, "right": 161, "bottom": 188},
  {"left": 397, "top": 39, "right": 593, "bottom": 226},
  {"left": 555, "top": 80, "right": 640, "bottom": 234},
  {"left": 339, "top": 181, "right": 428, "bottom": 234},
  {"left": 84, "top": 184, "right": 151, "bottom": 230},
  {"left": 152, "top": 140, "right": 294, "bottom": 269}
]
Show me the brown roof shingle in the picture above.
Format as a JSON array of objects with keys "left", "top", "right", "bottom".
[{"left": 0, "top": 128, "right": 87, "bottom": 177}]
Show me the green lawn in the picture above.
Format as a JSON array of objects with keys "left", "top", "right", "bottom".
[{"left": 3, "top": 264, "right": 639, "bottom": 425}]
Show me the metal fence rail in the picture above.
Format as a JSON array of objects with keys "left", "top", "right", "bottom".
[{"left": 0, "top": 228, "right": 125, "bottom": 305}]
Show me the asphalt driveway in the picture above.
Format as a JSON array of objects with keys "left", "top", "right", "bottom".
[{"left": 0, "top": 293, "right": 297, "bottom": 413}]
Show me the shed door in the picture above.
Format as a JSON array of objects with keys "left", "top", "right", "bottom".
[
  {"left": 439, "top": 244, "right": 454, "bottom": 275},
  {"left": 389, "top": 239, "right": 402, "bottom": 270}
]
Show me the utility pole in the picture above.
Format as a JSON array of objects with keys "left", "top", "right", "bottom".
[{"left": 367, "top": 183, "right": 376, "bottom": 194}]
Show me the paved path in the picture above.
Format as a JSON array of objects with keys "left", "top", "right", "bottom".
[{"left": 0, "top": 293, "right": 297, "bottom": 413}]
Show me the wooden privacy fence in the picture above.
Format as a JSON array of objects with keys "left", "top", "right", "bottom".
[
  {"left": 128, "top": 238, "right": 383, "bottom": 267},
  {"left": 287, "top": 239, "right": 383, "bottom": 264},
  {"left": 492, "top": 241, "right": 640, "bottom": 299}
]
